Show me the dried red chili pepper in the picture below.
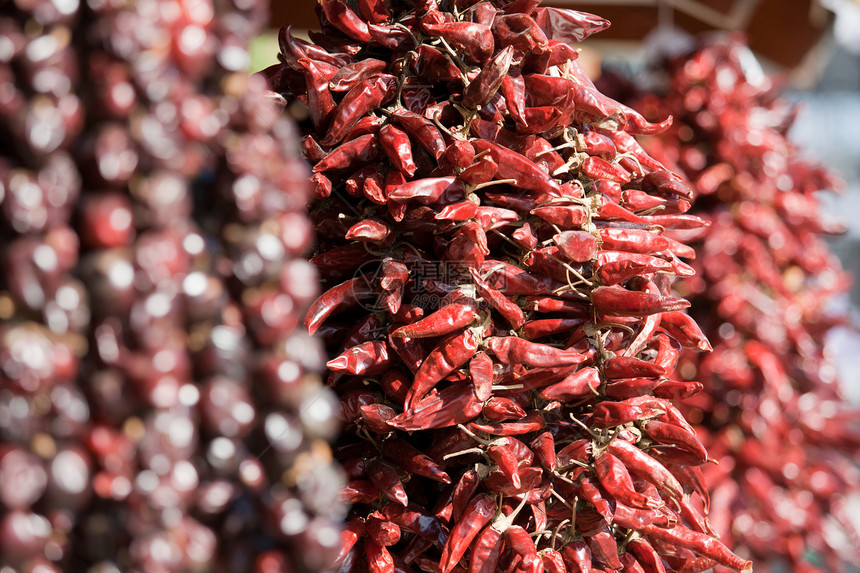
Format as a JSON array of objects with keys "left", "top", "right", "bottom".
[{"left": 440, "top": 493, "right": 496, "bottom": 573}]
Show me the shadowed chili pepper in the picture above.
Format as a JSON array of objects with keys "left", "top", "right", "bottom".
[
  {"left": 320, "top": 0, "right": 372, "bottom": 42},
  {"left": 475, "top": 206, "right": 519, "bottom": 231},
  {"left": 590, "top": 400, "right": 663, "bottom": 428},
  {"left": 367, "top": 512, "right": 402, "bottom": 547},
  {"left": 369, "top": 459, "right": 409, "bottom": 507},
  {"left": 383, "top": 439, "right": 451, "bottom": 483},
  {"left": 391, "top": 107, "right": 449, "bottom": 161},
  {"left": 588, "top": 524, "right": 624, "bottom": 570},
  {"left": 379, "top": 124, "right": 418, "bottom": 177},
  {"left": 463, "top": 46, "right": 514, "bottom": 110},
  {"left": 414, "top": 44, "right": 463, "bottom": 82},
  {"left": 499, "top": 70, "right": 528, "bottom": 127},
  {"left": 440, "top": 493, "right": 496, "bottom": 573},
  {"left": 591, "top": 285, "right": 690, "bottom": 317},
  {"left": 506, "top": 525, "right": 541, "bottom": 573},
  {"left": 322, "top": 74, "right": 396, "bottom": 146},
  {"left": 279, "top": 25, "right": 353, "bottom": 68},
  {"left": 336, "top": 517, "right": 365, "bottom": 565},
  {"left": 314, "top": 133, "right": 380, "bottom": 172},
  {"left": 389, "top": 383, "right": 483, "bottom": 431},
  {"left": 357, "top": 0, "right": 389, "bottom": 23},
  {"left": 306, "top": 277, "right": 372, "bottom": 335},
  {"left": 312, "top": 172, "right": 333, "bottom": 198},
  {"left": 365, "top": 539, "right": 396, "bottom": 573},
  {"left": 626, "top": 539, "right": 666, "bottom": 573},
  {"left": 342, "top": 480, "right": 379, "bottom": 504},
  {"left": 522, "top": 317, "right": 584, "bottom": 339},
  {"left": 603, "top": 377, "right": 662, "bottom": 400},
  {"left": 472, "top": 140, "right": 561, "bottom": 196},
  {"left": 387, "top": 332, "right": 425, "bottom": 375},
  {"left": 330, "top": 59, "right": 388, "bottom": 92},
  {"left": 406, "top": 328, "right": 479, "bottom": 405},
  {"left": 530, "top": 431, "right": 556, "bottom": 470},
  {"left": 561, "top": 540, "right": 593, "bottom": 573},
  {"left": 298, "top": 57, "right": 337, "bottom": 130},
  {"left": 345, "top": 114, "right": 384, "bottom": 139},
  {"left": 533, "top": 7, "right": 610, "bottom": 44},
  {"left": 641, "top": 524, "right": 752, "bottom": 572},
  {"left": 360, "top": 403, "right": 397, "bottom": 433},
  {"left": 459, "top": 154, "right": 499, "bottom": 186},
  {"left": 641, "top": 169, "right": 694, "bottom": 200},
  {"left": 384, "top": 504, "right": 449, "bottom": 547},
  {"left": 469, "top": 411, "right": 545, "bottom": 436},
  {"left": 469, "top": 523, "right": 504, "bottom": 573},
  {"left": 642, "top": 420, "right": 708, "bottom": 464}
]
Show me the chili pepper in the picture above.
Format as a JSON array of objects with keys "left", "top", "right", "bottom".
[
  {"left": 521, "top": 318, "right": 584, "bottom": 340},
  {"left": 306, "top": 277, "right": 371, "bottom": 335},
  {"left": 603, "top": 356, "right": 666, "bottom": 380},
  {"left": 328, "top": 340, "right": 391, "bottom": 375},
  {"left": 594, "top": 194, "right": 651, "bottom": 224},
  {"left": 405, "top": 327, "right": 479, "bottom": 405},
  {"left": 533, "top": 6, "right": 610, "bottom": 43},
  {"left": 512, "top": 222, "right": 539, "bottom": 250},
  {"left": 322, "top": 74, "right": 397, "bottom": 146},
  {"left": 346, "top": 218, "right": 392, "bottom": 244},
  {"left": 493, "top": 13, "right": 548, "bottom": 55},
  {"left": 591, "top": 285, "right": 690, "bottom": 317},
  {"left": 540, "top": 366, "right": 599, "bottom": 401},
  {"left": 422, "top": 21, "right": 494, "bottom": 65},
  {"left": 436, "top": 201, "right": 480, "bottom": 222},
  {"left": 519, "top": 106, "right": 565, "bottom": 134},
  {"left": 361, "top": 403, "right": 397, "bottom": 433},
  {"left": 387, "top": 332, "right": 425, "bottom": 376},
  {"left": 524, "top": 296, "right": 588, "bottom": 315},
  {"left": 368, "top": 459, "right": 409, "bottom": 507},
  {"left": 448, "top": 221, "right": 489, "bottom": 269},
  {"left": 639, "top": 213, "right": 706, "bottom": 230},
  {"left": 597, "top": 228, "right": 670, "bottom": 254},
  {"left": 531, "top": 204, "right": 588, "bottom": 227},
  {"left": 311, "top": 172, "right": 333, "bottom": 199},
  {"left": 581, "top": 156, "right": 630, "bottom": 184},
  {"left": 342, "top": 480, "right": 379, "bottom": 504},
  {"left": 602, "top": 378, "right": 659, "bottom": 400},
  {"left": 677, "top": 494, "right": 713, "bottom": 535},
  {"left": 384, "top": 504, "right": 449, "bottom": 547},
  {"left": 626, "top": 539, "right": 666, "bottom": 573},
  {"left": 642, "top": 420, "right": 708, "bottom": 464},
  {"left": 469, "top": 523, "right": 504, "bottom": 573},
  {"left": 474, "top": 206, "right": 519, "bottom": 231},
  {"left": 500, "top": 70, "right": 528, "bottom": 127},
  {"left": 487, "top": 440, "right": 522, "bottom": 489},
  {"left": 545, "top": 39, "right": 579, "bottom": 67},
  {"left": 530, "top": 431, "right": 556, "bottom": 470},
  {"left": 320, "top": 0, "right": 372, "bottom": 43},
  {"left": 487, "top": 336, "right": 587, "bottom": 368},
  {"left": 594, "top": 451, "right": 663, "bottom": 510},
  {"left": 483, "top": 397, "right": 527, "bottom": 421},
  {"left": 458, "top": 154, "right": 498, "bottom": 186},
  {"left": 469, "top": 268, "right": 526, "bottom": 329},
  {"left": 389, "top": 176, "right": 463, "bottom": 205},
  {"left": 590, "top": 400, "right": 663, "bottom": 429},
  {"left": 659, "top": 311, "right": 712, "bottom": 352},
  {"left": 587, "top": 524, "right": 624, "bottom": 571},
  {"left": 506, "top": 525, "right": 541, "bottom": 573},
  {"left": 314, "top": 133, "right": 380, "bottom": 172},
  {"left": 612, "top": 501, "right": 670, "bottom": 530},
  {"left": 403, "top": 86, "right": 436, "bottom": 113},
  {"left": 390, "top": 108, "right": 447, "bottom": 162},
  {"left": 297, "top": 57, "right": 337, "bottom": 130},
  {"left": 330, "top": 59, "right": 388, "bottom": 92},
  {"left": 553, "top": 230, "right": 597, "bottom": 262},
  {"left": 472, "top": 140, "right": 561, "bottom": 196},
  {"left": 620, "top": 553, "right": 646, "bottom": 573},
  {"left": 606, "top": 438, "right": 684, "bottom": 500},
  {"left": 462, "top": 46, "right": 514, "bottom": 110},
  {"left": 279, "top": 25, "right": 353, "bottom": 69},
  {"left": 414, "top": 44, "right": 463, "bottom": 82},
  {"left": 367, "top": 512, "right": 402, "bottom": 547},
  {"left": 668, "top": 464, "right": 710, "bottom": 512},
  {"left": 462, "top": 351, "right": 493, "bottom": 402},
  {"left": 380, "top": 124, "right": 418, "bottom": 177},
  {"left": 336, "top": 517, "right": 365, "bottom": 565},
  {"left": 641, "top": 524, "right": 752, "bottom": 572},
  {"left": 470, "top": 411, "right": 546, "bottom": 436},
  {"left": 445, "top": 468, "right": 481, "bottom": 524},
  {"left": 383, "top": 439, "right": 452, "bottom": 483},
  {"left": 345, "top": 114, "right": 384, "bottom": 139},
  {"left": 561, "top": 540, "right": 593, "bottom": 573},
  {"left": 389, "top": 383, "right": 483, "bottom": 431},
  {"left": 366, "top": 539, "right": 396, "bottom": 573},
  {"left": 440, "top": 493, "right": 496, "bottom": 573},
  {"left": 392, "top": 298, "right": 476, "bottom": 339}
]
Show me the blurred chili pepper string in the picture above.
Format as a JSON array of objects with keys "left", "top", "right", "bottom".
[{"left": 604, "top": 36, "right": 860, "bottom": 573}]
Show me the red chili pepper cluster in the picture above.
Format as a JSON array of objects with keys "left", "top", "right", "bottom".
[
  {"left": 0, "top": 1, "right": 341, "bottom": 571},
  {"left": 268, "top": 1, "right": 751, "bottom": 571},
  {"left": 618, "top": 38, "right": 860, "bottom": 572}
]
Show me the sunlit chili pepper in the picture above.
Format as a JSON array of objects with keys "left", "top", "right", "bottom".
[
  {"left": 322, "top": 74, "right": 397, "bottom": 146},
  {"left": 379, "top": 123, "right": 418, "bottom": 177},
  {"left": 440, "top": 493, "right": 497, "bottom": 573},
  {"left": 313, "top": 133, "right": 380, "bottom": 172}
]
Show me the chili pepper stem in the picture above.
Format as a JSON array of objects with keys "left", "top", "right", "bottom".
[
  {"left": 442, "top": 447, "right": 485, "bottom": 460},
  {"left": 471, "top": 178, "right": 519, "bottom": 191},
  {"left": 569, "top": 413, "right": 602, "bottom": 440}
]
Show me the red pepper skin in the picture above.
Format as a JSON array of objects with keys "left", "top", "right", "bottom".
[
  {"left": 440, "top": 494, "right": 497, "bottom": 573},
  {"left": 475, "top": 207, "right": 519, "bottom": 231},
  {"left": 368, "top": 459, "right": 409, "bottom": 507},
  {"left": 329, "top": 59, "right": 388, "bottom": 92},
  {"left": 554, "top": 231, "right": 598, "bottom": 262},
  {"left": 360, "top": 403, "right": 397, "bottom": 433},
  {"left": 487, "top": 336, "right": 587, "bottom": 368},
  {"left": 642, "top": 420, "right": 708, "bottom": 464},
  {"left": 357, "top": 0, "right": 390, "bottom": 24},
  {"left": 391, "top": 109, "right": 446, "bottom": 161},
  {"left": 322, "top": 74, "right": 396, "bottom": 146},
  {"left": 500, "top": 71, "right": 528, "bottom": 127},
  {"left": 590, "top": 399, "right": 666, "bottom": 429},
  {"left": 483, "top": 397, "right": 527, "bottom": 422},
  {"left": 314, "top": 133, "right": 380, "bottom": 172},
  {"left": 436, "top": 201, "right": 480, "bottom": 222},
  {"left": 306, "top": 277, "right": 371, "bottom": 335},
  {"left": 603, "top": 356, "right": 666, "bottom": 380},
  {"left": 594, "top": 451, "right": 664, "bottom": 510},
  {"left": 580, "top": 156, "right": 630, "bottom": 184},
  {"left": 540, "top": 367, "right": 599, "bottom": 401},
  {"left": 639, "top": 213, "right": 707, "bottom": 230},
  {"left": 472, "top": 140, "right": 561, "bottom": 196},
  {"left": 379, "top": 124, "right": 418, "bottom": 177},
  {"left": 626, "top": 539, "right": 666, "bottom": 573},
  {"left": 598, "top": 228, "right": 670, "bottom": 255},
  {"left": 541, "top": 549, "right": 567, "bottom": 573},
  {"left": 406, "top": 328, "right": 479, "bottom": 406},
  {"left": 327, "top": 340, "right": 391, "bottom": 375},
  {"left": 388, "top": 176, "right": 464, "bottom": 205},
  {"left": 463, "top": 46, "right": 515, "bottom": 110},
  {"left": 414, "top": 44, "right": 463, "bottom": 82},
  {"left": 659, "top": 311, "right": 712, "bottom": 352},
  {"left": 422, "top": 21, "right": 494, "bottom": 65},
  {"left": 602, "top": 378, "right": 660, "bottom": 400},
  {"left": 506, "top": 525, "right": 541, "bottom": 573},
  {"left": 606, "top": 439, "right": 684, "bottom": 500},
  {"left": 379, "top": 369, "right": 410, "bottom": 404},
  {"left": 522, "top": 318, "right": 585, "bottom": 340},
  {"left": 612, "top": 501, "right": 671, "bottom": 530},
  {"left": 641, "top": 524, "right": 752, "bottom": 572},
  {"left": 512, "top": 223, "right": 539, "bottom": 250},
  {"left": 383, "top": 505, "right": 449, "bottom": 548},
  {"left": 387, "top": 332, "right": 425, "bottom": 375},
  {"left": 468, "top": 351, "right": 494, "bottom": 402},
  {"left": 447, "top": 221, "right": 489, "bottom": 269},
  {"left": 367, "top": 513, "right": 402, "bottom": 547},
  {"left": 488, "top": 442, "right": 522, "bottom": 489},
  {"left": 336, "top": 517, "right": 365, "bottom": 565},
  {"left": 469, "top": 269, "right": 526, "bottom": 329},
  {"left": 388, "top": 384, "right": 483, "bottom": 431},
  {"left": 667, "top": 464, "right": 710, "bottom": 512},
  {"left": 523, "top": 296, "right": 588, "bottom": 315},
  {"left": 470, "top": 411, "right": 545, "bottom": 436},
  {"left": 391, "top": 298, "right": 477, "bottom": 339},
  {"left": 561, "top": 540, "right": 593, "bottom": 573},
  {"left": 346, "top": 218, "right": 392, "bottom": 244},
  {"left": 365, "top": 539, "right": 396, "bottom": 573},
  {"left": 642, "top": 170, "right": 694, "bottom": 200},
  {"left": 320, "top": 0, "right": 372, "bottom": 42},
  {"left": 534, "top": 7, "right": 610, "bottom": 43},
  {"left": 383, "top": 439, "right": 451, "bottom": 484},
  {"left": 341, "top": 480, "right": 379, "bottom": 504},
  {"left": 530, "top": 431, "right": 556, "bottom": 470},
  {"left": 530, "top": 205, "right": 588, "bottom": 228},
  {"left": 448, "top": 468, "right": 482, "bottom": 524},
  {"left": 591, "top": 285, "right": 690, "bottom": 317},
  {"left": 469, "top": 524, "right": 504, "bottom": 573},
  {"left": 620, "top": 553, "right": 646, "bottom": 573},
  {"left": 588, "top": 525, "right": 624, "bottom": 571},
  {"left": 298, "top": 57, "right": 337, "bottom": 130}
]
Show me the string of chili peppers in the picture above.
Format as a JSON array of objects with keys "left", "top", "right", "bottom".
[
  {"left": 614, "top": 37, "right": 860, "bottom": 573},
  {"left": 0, "top": 1, "right": 342, "bottom": 571},
  {"left": 270, "top": 1, "right": 752, "bottom": 571}
]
